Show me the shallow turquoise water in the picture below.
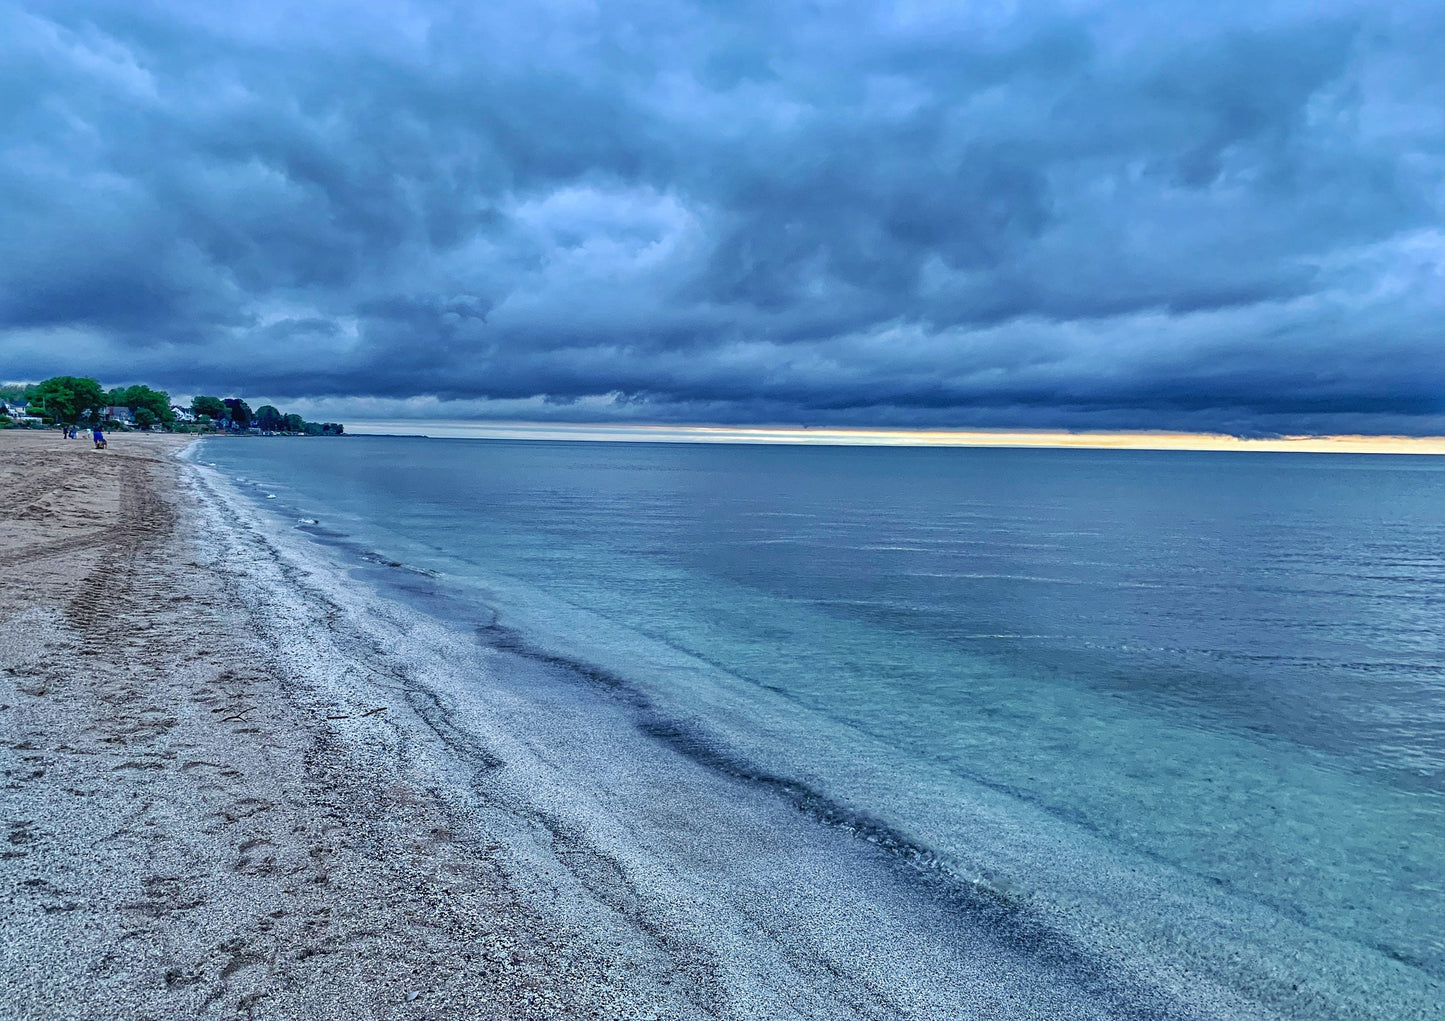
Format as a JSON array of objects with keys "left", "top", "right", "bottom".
[{"left": 198, "top": 437, "right": 1445, "bottom": 1005}]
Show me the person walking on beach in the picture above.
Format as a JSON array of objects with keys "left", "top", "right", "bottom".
[{"left": 92, "top": 424, "right": 106, "bottom": 449}]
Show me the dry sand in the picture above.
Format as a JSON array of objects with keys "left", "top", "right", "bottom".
[{"left": 0, "top": 430, "right": 692, "bottom": 1019}]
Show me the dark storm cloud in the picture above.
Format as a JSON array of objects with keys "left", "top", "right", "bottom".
[{"left": 2, "top": 0, "right": 1443, "bottom": 433}]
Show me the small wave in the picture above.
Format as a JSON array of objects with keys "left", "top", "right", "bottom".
[{"left": 355, "top": 549, "right": 439, "bottom": 577}]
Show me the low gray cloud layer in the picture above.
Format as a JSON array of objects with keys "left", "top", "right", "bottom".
[{"left": 3, "top": 0, "right": 1443, "bottom": 433}]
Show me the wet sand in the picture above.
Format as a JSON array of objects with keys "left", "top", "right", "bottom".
[{"left": 0, "top": 431, "right": 692, "bottom": 1019}]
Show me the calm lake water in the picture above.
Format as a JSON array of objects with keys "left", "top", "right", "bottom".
[{"left": 196, "top": 436, "right": 1445, "bottom": 1013}]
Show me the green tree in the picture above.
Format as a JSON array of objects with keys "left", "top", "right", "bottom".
[
  {"left": 133, "top": 407, "right": 159, "bottom": 430},
  {"left": 30, "top": 376, "right": 106, "bottom": 425},
  {"left": 223, "top": 398, "right": 252, "bottom": 428},
  {"left": 191, "top": 395, "right": 226, "bottom": 421},
  {"left": 255, "top": 405, "right": 284, "bottom": 432},
  {"left": 110, "top": 384, "right": 173, "bottom": 425},
  {"left": 283, "top": 413, "right": 306, "bottom": 434}
]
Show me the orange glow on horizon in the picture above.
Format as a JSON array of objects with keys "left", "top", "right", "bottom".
[{"left": 346, "top": 420, "right": 1445, "bottom": 455}]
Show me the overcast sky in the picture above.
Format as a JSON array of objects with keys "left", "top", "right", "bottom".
[{"left": 3, "top": 0, "right": 1443, "bottom": 434}]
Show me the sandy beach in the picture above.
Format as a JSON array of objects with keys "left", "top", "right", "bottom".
[{"left": 0, "top": 430, "right": 698, "bottom": 1019}]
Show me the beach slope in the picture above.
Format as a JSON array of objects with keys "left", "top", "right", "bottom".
[{"left": 0, "top": 431, "right": 686, "bottom": 1019}]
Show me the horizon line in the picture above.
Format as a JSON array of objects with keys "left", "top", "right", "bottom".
[{"left": 342, "top": 420, "right": 1445, "bottom": 455}]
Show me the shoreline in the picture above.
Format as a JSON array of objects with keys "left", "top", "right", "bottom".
[
  {"left": 181, "top": 441, "right": 1113, "bottom": 1021},
  {"left": 3, "top": 430, "right": 1438, "bottom": 1019},
  {"left": 0, "top": 431, "right": 699, "bottom": 1018}
]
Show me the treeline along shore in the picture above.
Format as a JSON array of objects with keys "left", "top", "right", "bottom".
[{"left": 0, "top": 375, "right": 344, "bottom": 436}]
